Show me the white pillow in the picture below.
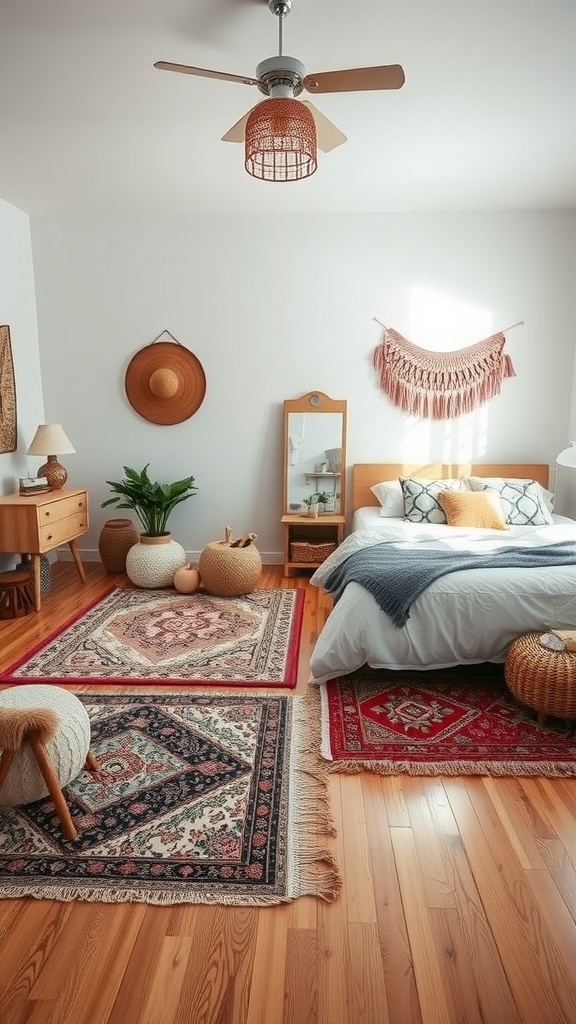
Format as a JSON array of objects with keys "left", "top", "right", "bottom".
[
  {"left": 468, "top": 476, "right": 553, "bottom": 512},
  {"left": 370, "top": 480, "right": 405, "bottom": 518},
  {"left": 468, "top": 478, "right": 554, "bottom": 525},
  {"left": 400, "top": 477, "right": 470, "bottom": 524}
]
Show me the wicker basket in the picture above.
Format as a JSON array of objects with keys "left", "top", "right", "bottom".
[
  {"left": 199, "top": 540, "right": 262, "bottom": 598},
  {"left": 505, "top": 631, "right": 576, "bottom": 724},
  {"left": 290, "top": 541, "right": 336, "bottom": 564}
]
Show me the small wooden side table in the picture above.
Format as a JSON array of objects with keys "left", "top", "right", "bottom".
[
  {"left": 0, "top": 570, "right": 34, "bottom": 618},
  {"left": 281, "top": 513, "right": 345, "bottom": 577},
  {"left": 0, "top": 487, "right": 89, "bottom": 611}
]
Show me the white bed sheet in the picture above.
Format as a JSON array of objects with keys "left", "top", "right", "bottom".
[{"left": 309, "top": 512, "right": 576, "bottom": 683}]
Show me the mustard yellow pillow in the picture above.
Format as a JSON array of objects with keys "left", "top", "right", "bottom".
[{"left": 437, "top": 489, "right": 509, "bottom": 530}]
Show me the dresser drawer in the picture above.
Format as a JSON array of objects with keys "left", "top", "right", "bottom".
[
  {"left": 39, "top": 511, "right": 88, "bottom": 550},
  {"left": 37, "top": 492, "right": 87, "bottom": 526}
]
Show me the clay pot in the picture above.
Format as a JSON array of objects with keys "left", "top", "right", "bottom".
[{"left": 173, "top": 563, "right": 201, "bottom": 594}]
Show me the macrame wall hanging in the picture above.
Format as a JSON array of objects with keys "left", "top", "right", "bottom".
[{"left": 373, "top": 323, "right": 519, "bottom": 420}]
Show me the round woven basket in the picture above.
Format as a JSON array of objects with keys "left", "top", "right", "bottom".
[
  {"left": 199, "top": 541, "right": 262, "bottom": 598},
  {"left": 504, "top": 631, "right": 576, "bottom": 724}
]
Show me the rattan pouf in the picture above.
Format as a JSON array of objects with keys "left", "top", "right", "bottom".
[
  {"left": 505, "top": 632, "right": 576, "bottom": 725},
  {"left": 199, "top": 539, "right": 262, "bottom": 598}
]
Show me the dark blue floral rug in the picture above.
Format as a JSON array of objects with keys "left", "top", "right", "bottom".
[{"left": 0, "top": 691, "right": 340, "bottom": 905}]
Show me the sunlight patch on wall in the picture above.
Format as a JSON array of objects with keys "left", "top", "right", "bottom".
[
  {"left": 409, "top": 285, "right": 493, "bottom": 351},
  {"left": 402, "top": 284, "right": 493, "bottom": 463}
]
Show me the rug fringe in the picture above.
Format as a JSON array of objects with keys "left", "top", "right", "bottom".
[
  {"left": 0, "top": 884, "right": 311, "bottom": 906},
  {"left": 321, "top": 758, "right": 576, "bottom": 777},
  {"left": 288, "top": 689, "right": 343, "bottom": 902}
]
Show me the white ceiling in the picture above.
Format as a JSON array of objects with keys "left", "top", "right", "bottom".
[{"left": 1, "top": 0, "right": 575, "bottom": 217}]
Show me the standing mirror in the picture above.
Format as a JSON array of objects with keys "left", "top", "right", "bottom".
[{"left": 282, "top": 391, "right": 347, "bottom": 516}]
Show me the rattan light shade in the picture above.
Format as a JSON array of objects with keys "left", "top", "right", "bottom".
[{"left": 245, "top": 98, "right": 317, "bottom": 182}]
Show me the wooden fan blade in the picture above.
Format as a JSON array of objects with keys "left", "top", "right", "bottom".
[
  {"left": 303, "top": 64, "right": 405, "bottom": 94},
  {"left": 302, "top": 103, "right": 347, "bottom": 152},
  {"left": 154, "top": 61, "right": 259, "bottom": 87},
  {"left": 221, "top": 110, "right": 252, "bottom": 143}
]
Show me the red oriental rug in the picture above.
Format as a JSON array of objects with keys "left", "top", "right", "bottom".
[
  {"left": 2, "top": 587, "right": 304, "bottom": 688},
  {"left": 320, "top": 665, "right": 576, "bottom": 777}
]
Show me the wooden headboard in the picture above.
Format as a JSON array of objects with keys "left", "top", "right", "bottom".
[{"left": 352, "top": 463, "right": 550, "bottom": 512}]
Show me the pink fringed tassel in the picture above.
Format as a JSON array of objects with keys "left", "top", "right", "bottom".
[{"left": 373, "top": 328, "right": 516, "bottom": 420}]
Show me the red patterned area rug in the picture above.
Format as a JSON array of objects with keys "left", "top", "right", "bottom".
[
  {"left": 0, "top": 691, "right": 341, "bottom": 905},
  {"left": 2, "top": 587, "right": 304, "bottom": 688},
  {"left": 320, "top": 665, "right": 576, "bottom": 777}
]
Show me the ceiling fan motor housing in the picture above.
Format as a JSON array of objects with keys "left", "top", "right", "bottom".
[
  {"left": 268, "top": 0, "right": 293, "bottom": 17},
  {"left": 256, "top": 55, "right": 306, "bottom": 97}
]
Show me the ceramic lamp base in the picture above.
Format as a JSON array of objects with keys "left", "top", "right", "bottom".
[{"left": 38, "top": 456, "right": 67, "bottom": 490}]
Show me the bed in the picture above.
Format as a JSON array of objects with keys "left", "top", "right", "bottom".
[{"left": 309, "top": 462, "right": 576, "bottom": 683}]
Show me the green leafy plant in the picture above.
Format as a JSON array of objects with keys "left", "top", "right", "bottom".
[
  {"left": 303, "top": 490, "right": 329, "bottom": 507},
  {"left": 102, "top": 464, "right": 198, "bottom": 537}
]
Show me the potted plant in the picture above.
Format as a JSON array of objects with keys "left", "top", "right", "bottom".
[
  {"left": 302, "top": 491, "right": 327, "bottom": 518},
  {"left": 101, "top": 465, "right": 198, "bottom": 588},
  {"left": 102, "top": 464, "right": 197, "bottom": 536}
]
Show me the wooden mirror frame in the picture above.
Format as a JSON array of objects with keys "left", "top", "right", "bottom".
[{"left": 282, "top": 391, "right": 347, "bottom": 517}]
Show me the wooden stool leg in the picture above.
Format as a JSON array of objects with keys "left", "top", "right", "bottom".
[
  {"left": 537, "top": 711, "right": 547, "bottom": 727},
  {"left": 0, "top": 749, "right": 16, "bottom": 792},
  {"left": 29, "top": 734, "right": 77, "bottom": 841},
  {"left": 85, "top": 751, "right": 99, "bottom": 773}
]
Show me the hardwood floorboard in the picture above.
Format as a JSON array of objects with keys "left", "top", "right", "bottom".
[
  {"left": 364, "top": 778, "right": 423, "bottom": 1024},
  {"left": 446, "top": 779, "right": 576, "bottom": 1023},
  {"left": 2, "top": 563, "right": 576, "bottom": 1022}
]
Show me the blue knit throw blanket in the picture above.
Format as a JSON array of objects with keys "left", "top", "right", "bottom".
[{"left": 322, "top": 541, "right": 576, "bottom": 628}]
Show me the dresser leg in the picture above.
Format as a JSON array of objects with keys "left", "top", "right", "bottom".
[
  {"left": 32, "top": 554, "right": 42, "bottom": 611},
  {"left": 68, "top": 539, "right": 86, "bottom": 583}
]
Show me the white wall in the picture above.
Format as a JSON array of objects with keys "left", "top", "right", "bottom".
[
  {"left": 29, "top": 210, "right": 576, "bottom": 563},
  {"left": 0, "top": 198, "right": 43, "bottom": 570}
]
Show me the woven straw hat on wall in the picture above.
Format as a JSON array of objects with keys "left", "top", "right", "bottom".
[{"left": 125, "top": 336, "right": 206, "bottom": 425}]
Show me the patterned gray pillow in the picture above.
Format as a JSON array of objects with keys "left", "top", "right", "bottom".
[
  {"left": 399, "top": 477, "right": 469, "bottom": 524},
  {"left": 471, "top": 479, "right": 554, "bottom": 525}
]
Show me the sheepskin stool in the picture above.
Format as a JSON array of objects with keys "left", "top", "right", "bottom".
[{"left": 0, "top": 684, "right": 99, "bottom": 841}]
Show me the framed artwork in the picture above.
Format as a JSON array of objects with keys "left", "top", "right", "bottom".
[{"left": 0, "top": 325, "right": 17, "bottom": 453}]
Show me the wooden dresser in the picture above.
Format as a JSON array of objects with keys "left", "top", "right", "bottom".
[{"left": 0, "top": 487, "right": 89, "bottom": 610}]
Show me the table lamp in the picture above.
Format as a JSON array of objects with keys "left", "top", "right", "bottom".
[{"left": 27, "top": 424, "right": 76, "bottom": 490}]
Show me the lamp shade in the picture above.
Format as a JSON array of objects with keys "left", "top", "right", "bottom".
[
  {"left": 27, "top": 424, "right": 76, "bottom": 456},
  {"left": 245, "top": 98, "right": 317, "bottom": 182},
  {"left": 554, "top": 443, "right": 576, "bottom": 519}
]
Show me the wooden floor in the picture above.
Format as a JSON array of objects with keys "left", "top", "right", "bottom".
[{"left": 2, "top": 563, "right": 576, "bottom": 1024}]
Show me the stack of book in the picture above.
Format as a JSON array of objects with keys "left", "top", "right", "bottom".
[{"left": 19, "top": 476, "right": 51, "bottom": 496}]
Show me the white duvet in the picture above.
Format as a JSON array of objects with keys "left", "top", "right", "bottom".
[{"left": 309, "top": 511, "right": 576, "bottom": 683}]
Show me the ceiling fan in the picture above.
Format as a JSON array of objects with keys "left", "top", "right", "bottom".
[{"left": 154, "top": 0, "right": 405, "bottom": 179}]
